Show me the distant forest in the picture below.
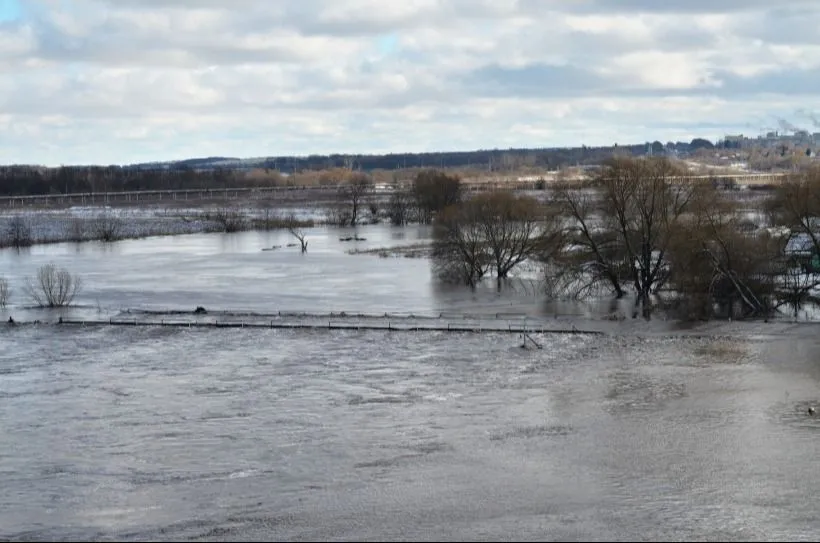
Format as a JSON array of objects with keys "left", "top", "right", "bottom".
[{"left": 0, "top": 139, "right": 715, "bottom": 196}]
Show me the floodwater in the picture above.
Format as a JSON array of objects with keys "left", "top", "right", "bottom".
[
  {"left": 3, "top": 325, "right": 820, "bottom": 541},
  {"left": 0, "top": 224, "right": 557, "bottom": 320},
  {"left": 4, "top": 225, "right": 820, "bottom": 541}
]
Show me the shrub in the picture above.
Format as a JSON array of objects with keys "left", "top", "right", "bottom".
[
  {"left": 91, "top": 211, "right": 124, "bottom": 242},
  {"left": 211, "top": 207, "right": 246, "bottom": 232},
  {"left": 24, "top": 264, "right": 83, "bottom": 307},
  {"left": 69, "top": 217, "right": 86, "bottom": 242},
  {"left": 0, "top": 276, "right": 9, "bottom": 307},
  {"left": 4, "top": 214, "right": 33, "bottom": 248}
]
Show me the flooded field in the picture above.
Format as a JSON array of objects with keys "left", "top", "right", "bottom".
[
  {"left": 3, "top": 325, "right": 820, "bottom": 541},
  {"left": 3, "top": 224, "right": 820, "bottom": 541},
  {"left": 0, "top": 224, "right": 557, "bottom": 321}
]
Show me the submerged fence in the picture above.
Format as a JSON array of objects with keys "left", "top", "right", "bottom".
[{"left": 50, "top": 309, "right": 603, "bottom": 335}]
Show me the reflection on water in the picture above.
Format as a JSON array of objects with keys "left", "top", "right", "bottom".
[{"left": 2, "top": 326, "right": 820, "bottom": 541}]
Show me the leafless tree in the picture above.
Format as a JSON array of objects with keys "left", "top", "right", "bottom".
[
  {"left": 257, "top": 199, "right": 277, "bottom": 230},
  {"left": 211, "top": 206, "right": 246, "bottom": 232},
  {"left": 0, "top": 276, "right": 9, "bottom": 307},
  {"left": 387, "top": 189, "right": 416, "bottom": 226},
  {"left": 285, "top": 213, "right": 308, "bottom": 252},
  {"left": 432, "top": 191, "right": 558, "bottom": 286},
  {"left": 776, "top": 255, "right": 820, "bottom": 318},
  {"left": 667, "top": 188, "right": 777, "bottom": 319},
  {"left": 554, "top": 157, "right": 695, "bottom": 318},
  {"left": 324, "top": 204, "right": 352, "bottom": 227},
  {"left": 337, "top": 172, "right": 373, "bottom": 226},
  {"left": 768, "top": 166, "right": 820, "bottom": 256},
  {"left": 4, "top": 214, "right": 33, "bottom": 248},
  {"left": 550, "top": 187, "right": 626, "bottom": 299},
  {"left": 69, "top": 217, "right": 86, "bottom": 242},
  {"left": 432, "top": 202, "right": 490, "bottom": 286},
  {"left": 24, "top": 263, "right": 83, "bottom": 307},
  {"left": 475, "top": 191, "right": 554, "bottom": 280}
]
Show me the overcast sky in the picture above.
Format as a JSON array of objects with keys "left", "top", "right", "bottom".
[{"left": 2, "top": 0, "right": 820, "bottom": 166}]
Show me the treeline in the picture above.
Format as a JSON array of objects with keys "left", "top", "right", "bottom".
[
  {"left": 0, "top": 165, "right": 250, "bottom": 196},
  {"left": 429, "top": 157, "right": 820, "bottom": 321},
  {"left": 1, "top": 139, "right": 719, "bottom": 196},
  {"left": 129, "top": 140, "right": 710, "bottom": 173}
]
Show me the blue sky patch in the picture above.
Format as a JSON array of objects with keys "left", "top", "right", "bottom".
[
  {"left": 0, "top": 0, "right": 21, "bottom": 21},
  {"left": 375, "top": 34, "right": 399, "bottom": 55}
]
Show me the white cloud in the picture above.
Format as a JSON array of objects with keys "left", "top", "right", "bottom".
[{"left": 1, "top": 0, "right": 820, "bottom": 165}]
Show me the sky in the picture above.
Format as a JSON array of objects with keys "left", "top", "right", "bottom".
[{"left": 2, "top": 0, "right": 820, "bottom": 166}]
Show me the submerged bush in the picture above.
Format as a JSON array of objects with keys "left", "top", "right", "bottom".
[
  {"left": 24, "top": 263, "right": 82, "bottom": 308},
  {"left": 0, "top": 276, "right": 9, "bottom": 307},
  {"left": 3, "top": 214, "right": 33, "bottom": 248},
  {"left": 91, "top": 211, "right": 124, "bottom": 242}
]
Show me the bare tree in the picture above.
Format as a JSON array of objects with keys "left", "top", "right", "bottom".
[
  {"left": 366, "top": 202, "right": 381, "bottom": 224},
  {"left": 69, "top": 217, "right": 86, "bottom": 242},
  {"left": 337, "top": 173, "right": 373, "bottom": 226},
  {"left": 432, "top": 191, "right": 558, "bottom": 286},
  {"left": 24, "top": 264, "right": 83, "bottom": 307},
  {"left": 432, "top": 202, "right": 491, "bottom": 286},
  {"left": 257, "top": 199, "right": 277, "bottom": 230},
  {"left": 0, "top": 276, "right": 9, "bottom": 307},
  {"left": 667, "top": 188, "right": 777, "bottom": 319},
  {"left": 387, "top": 189, "right": 415, "bottom": 225},
  {"left": 324, "top": 204, "right": 352, "bottom": 227},
  {"left": 776, "top": 255, "right": 820, "bottom": 318},
  {"left": 555, "top": 157, "right": 695, "bottom": 317},
  {"left": 285, "top": 214, "right": 308, "bottom": 253},
  {"left": 211, "top": 206, "right": 246, "bottom": 232},
  {"left": 4, "top": 214, "right": 33, "bottom": 248},
  {"left": 768, "top": 166, "right": 820, "bottom": 256},
  {"left": 475, "top": 191, "right": 552, "bottom": 280}
]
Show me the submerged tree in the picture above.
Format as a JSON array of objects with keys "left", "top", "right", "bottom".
[
  {"left": 667, "top": 186, "right": 778, "bottom": 319},
  {"left": 0, "top": 276, "right": 9, "bottom": 307},
  {"left": 432, "top": 191, "right": 560, "bottom": 287},
  {"left": 553, "top": 156, "right": 696, "bottom": 318},
  {"left": 4, "top": 214, "right": 33, "bottom": 248},
  {"left": 413, "top": 170, "right": 462, "bottom": 224},
  {"left": 337, "top": 172, "right": 373, "bottom": 226},
  {"left": 285, "top": 214, "right": 309, "bottom": 253},
  {"left": 768, "top": 166, "right": 820, "bottom": 256},
  {"left": 24, "top": 263, "right": 83, "bottom": 308},
  {"left": 387, "top": 189, "right": 416, "bottom": 226}
]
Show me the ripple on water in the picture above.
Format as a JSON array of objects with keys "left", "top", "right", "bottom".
[
  {"left": 603, "top": 371, "right": 688, "bottom": 414},
  {"left": 773, "top": 400, "right": 820, "bottom": 431},
  {"left": 4, "top": 325, "right": 820, "bottom": 541}
]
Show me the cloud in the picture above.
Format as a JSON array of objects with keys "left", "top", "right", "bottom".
[{"left": 2, "top": 0, "right": 820, "bottom": 165}]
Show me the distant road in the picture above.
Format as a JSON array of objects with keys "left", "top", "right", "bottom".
[{"left": 0, "top": 172, "right": 791, "bottom": 208}]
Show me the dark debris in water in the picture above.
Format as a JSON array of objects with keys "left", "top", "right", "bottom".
[
  {"left": 776, "top": 400, "right": 820, "bottom": 428},
  {"left": 354, "top": 454, "right": 422, "bottom": 469},
  {"left": 489, "top": 424, "right": 574, "bottom": 441},
  {"left": 347, "top": 393, "right": 417, "bottom": 405}
]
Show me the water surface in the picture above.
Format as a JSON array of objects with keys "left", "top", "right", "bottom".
[{"left": 2, "top": 325, "right": 820, "bottom": 541}]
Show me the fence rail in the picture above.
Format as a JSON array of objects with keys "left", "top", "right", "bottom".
[
  {"left": 51, "top": 316, "right": 602, "bottom": 335},
  {"left": 129, "top": 309, "right": 542, "bottom": 321}
]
